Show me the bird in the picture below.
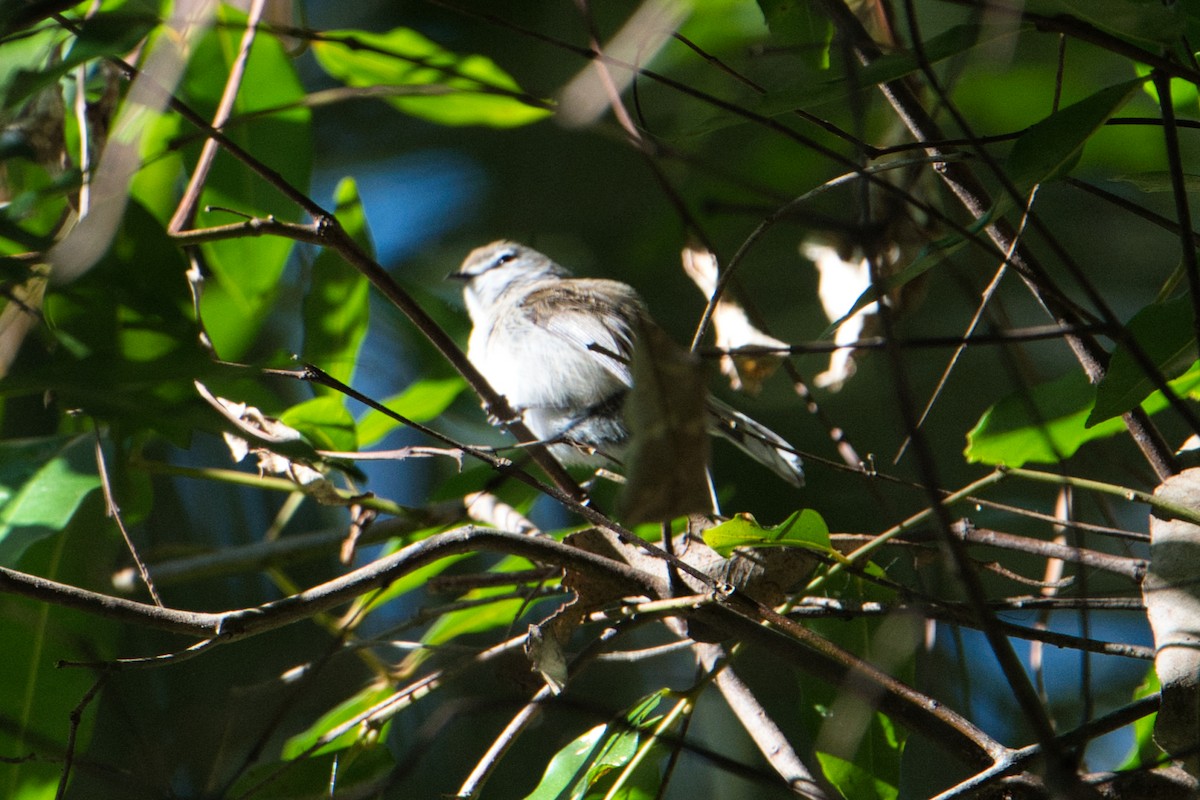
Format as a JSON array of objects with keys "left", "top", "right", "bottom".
[{"left": 450, "top": 240, "right": 804, "bottom": 487}]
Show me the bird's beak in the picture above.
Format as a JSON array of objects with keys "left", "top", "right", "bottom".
[{"left": 446, "top": 269, "right": 470, "bottom": 282}]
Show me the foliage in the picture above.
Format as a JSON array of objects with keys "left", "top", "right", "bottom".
[{"left": 0, "top": 1, "right": 1196, "bottom": 798}]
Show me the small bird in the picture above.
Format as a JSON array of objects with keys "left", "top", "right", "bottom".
[{"left": 450, "top": 240, "right": 804, "bottom": 487}]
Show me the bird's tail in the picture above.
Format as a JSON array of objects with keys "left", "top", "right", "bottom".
[{"left": 705, "top": 397, "right": 805, "bottom": 487}]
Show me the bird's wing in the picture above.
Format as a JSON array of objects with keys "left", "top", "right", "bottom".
[{"left": 518, "top": 279, "right": 645, "bottom": 387}]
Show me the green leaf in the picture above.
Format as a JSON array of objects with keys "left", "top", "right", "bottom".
[
  {"left": 0, "top": 435, "right": 100, "bottom": 566},
  {"left": 1119, "top": 667, "right": 1161, "bottom": 770},
  {"left": 303, "top": 177, "right": 371, "bottom": 396},
  {"left": 816, "top": 749, "right": 898, "bottom": 800},
  {"left": 278, "top": 396, "right": 358, "bottom": 452},
  {"left": 756, "top": 0, "right": 832, "bottom": 70},
  {"left": 188, "top": 5, "right": 312, "bottom": 359},
  {"left": 1005, "top": 79, "right": 1143, "bottom": 195},
  {"left": 3, "top": 12, "right": 155, "bottom": 106},
  {"left": 704, "top": 508, "right": 830, "bottom": 558},
  {"left": 356, "top": 377, "right": 467, "bottom": 447},
  {"left": 525, "top": 690, "right": 672, "bottom": 800},
  {"left": 312, "top": 28, "right": 551, "bottom": 128},
  {"left": 282, "top": 682, "right": 394, "bottom": 759},
  {"left": 965, "top": 363, "right": 1200, "bottom": 466},
  {"left": 1089, "top": 294, "right": 1197, "bottom": 426}
]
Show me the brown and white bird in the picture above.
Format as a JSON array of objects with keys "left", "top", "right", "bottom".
[{"left": 450, "top": 240, "right": 804, "bottom": 487}]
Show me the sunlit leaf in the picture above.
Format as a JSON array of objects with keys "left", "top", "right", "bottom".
[
  {"left": 1119, "top": 667, "right": 1161, "bottom": 770},
  {"left": 525, "top": 690, "right": 672, "bottom": 800},
  {"left": 282, "top": 682, "right": 394, "bottom": 759},
  {"left": 303, "top": 177, "right": 371, "bottom": 397},
  {"left": 816, "top": 750, "right": 898, "bottom": 800},
  {"left": 312, "top": 27, "right": 551, "bottom": 127},
  {"left": 965, "top": 363, "right": 1200, "bottom": 466},
  {"left": 1089, "top": 294, "right": 1197, "bottom": 426},
  {"left": 703, "top": 509, "right": 830, "bottom": 558},
  {"left": 0, "top": 435, "right": 99, "bottom": 566},
  {"left": 278, "top": 396, "right": 357, "bottom": 452},
  {"left": 356, "top": 377, "right": 467, "bottom": 447}
]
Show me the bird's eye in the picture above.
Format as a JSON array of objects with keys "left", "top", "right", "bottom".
[{"left": 492, "top": 250, "right": 516, "bottom": 269}]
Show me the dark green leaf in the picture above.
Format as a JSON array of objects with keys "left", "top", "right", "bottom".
[
  {"left": 756, "top": 0, "right": 832, "bottom": 69},
  {"left": 757, "top": 24, "right": 1024, "bottom": 116},
  {"left": 1027, "top": 0, "right": 1185, "bottom": 44},
  {"left": 1005, "top": 79, "right": 1143, "bottom": 195},
  {"left": 303, "top": 177, "right": 371, "bottom": 396},
  {"left": 1089, "top": 294, "right": 1197, "bottom": 426},
  {"left": 703, "top": 508, "right": 830, "bottom": 558},
  {"left": 312, "top": 28, "right": 551, "bottom": 128}
]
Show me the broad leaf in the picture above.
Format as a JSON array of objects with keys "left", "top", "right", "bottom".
[
  {"left": 356, "top": 376, "right": 467, "bottom": 447},
  {"left": 817, "top": 749, "right": 898, "bottom": 800},
  {"left": 278, "top": 396, "right": 358, "bottom": 452},
  {"left": 966, "top": 363, "right": 1200, "bottom": 466},
  {"left": 0, "top": 435, "right": 99, "bottom": 566},
  {"left": 312, "top": 28, "right": 551, "bottom": 128}
]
